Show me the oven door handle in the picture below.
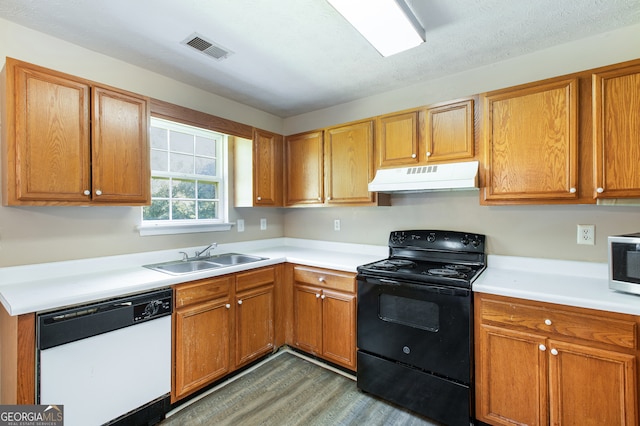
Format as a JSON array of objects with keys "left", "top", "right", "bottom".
[{"left": 360, "top": 275, "right": 470, "bottom": 296}]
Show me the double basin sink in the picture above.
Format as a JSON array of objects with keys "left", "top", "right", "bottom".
[{"left": 144, "top": 253, "right": 267, "bottom": 275}]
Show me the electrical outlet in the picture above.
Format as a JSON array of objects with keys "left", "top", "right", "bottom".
[
  {"left": 237, "top": 219, "right": 244, "bottom": 232},
  {"left": 577, "top": 224, "right": 595, "bottom": 245},
  {"left": 334, "top": 219, "right": 341, "bottom": 231},
  {"left": 260, "top": 218, "right": 267, "bottom": 230}
]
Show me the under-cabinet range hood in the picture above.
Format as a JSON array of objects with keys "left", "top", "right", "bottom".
[{"left": 368, "top": 161, "right": 479, "bottom": 193}]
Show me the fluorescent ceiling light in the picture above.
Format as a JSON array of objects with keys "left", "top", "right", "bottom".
[{"left": 327, "top": 0, "right": 425, "bottom": 57}]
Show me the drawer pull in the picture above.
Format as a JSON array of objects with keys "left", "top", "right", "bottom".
[
  {"left": 316, "top": 293, "right": 321, "bottom": 298},
  {"left": 225, "top": 304, "right": 230, "bottom": 309},
  {"left": 318, "top": 277, "right": 325, "bottom": 283},
  {"left": 238, "top": 300, "right": 243, "bottom": 305},
  {"left": 321, "top": 294, "right": 326, "bottom": 299},
  {"left": 544, "top": 319, "right": 552, "bottom": 326},
  {"left": 550, "top": 348, "right": 559, "bottom": 356},
  {"left": 539, "top": 344, "right": 546, "bottom": 352}
]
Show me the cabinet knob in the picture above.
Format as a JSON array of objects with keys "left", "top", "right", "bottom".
[
  {"left": 315, "top": 293, "right": 321, "bottom": 298},
  {"left": 426, "top": 152, "right": 432, "bottom": 157},
  {"left": 327, "top": 197, "right": 331, "bottom": 201},
  {"left": 544, "top": 319, "right": 552, "bottom": 326},
  {"left": 411, "top": 153, "right": 416, "bottom": 158},
  {"left": 539, "top": 344, "right": 546, "bottom": 351},
  {"left": 95, "top": 189, "right": 102, "bottom": 196},
  {"left": 569, "top": 187, "right": 576, "bottom": 194},
  {"left": 596, "top": 187, "right": 604, "bottom": 193},
  {"left": 318, "top": 197, "right": 322, "bottom": 201},
  {"left": 83, "top": 190, "right": 91, "bottom": 195},
  {"left": 257, "top": 196, "right": 262, "bottom": 201},
  {"left": 321, "top": 294, "right": 326, "bottom": 299},
  {"left": 318, "top": 277, "right": 325, "bottom": 283},
  {"left": 225, "top": 304, "right": 231, "bottom": 309},
  {"left": 550, "top": 348, "right": 559, "bottom": 356},
  {"left": 238, "top": 300, "right": 243, "bottom": 305}
]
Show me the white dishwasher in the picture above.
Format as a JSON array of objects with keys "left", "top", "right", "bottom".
[{"left": 37, "top": 288, "right": 173, "bottom": 426}]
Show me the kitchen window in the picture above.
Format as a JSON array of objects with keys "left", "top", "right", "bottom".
[{"left": 139, "top": 117, "right": 231, "bottom": 235}]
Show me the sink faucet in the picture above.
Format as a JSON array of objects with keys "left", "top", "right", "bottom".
[{"left": 195, "top": 242, "right": 218, "bottom": 258}]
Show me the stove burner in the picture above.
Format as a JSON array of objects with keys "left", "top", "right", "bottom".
[
  {"left": 425, "top": 268, "right": 466, "bottom": 278},
  {"left": 445, "top": 264, "right": 473, "bottom": 272},
  {"left": 371, "top": 259, "right": 416, "bottom": 270}
]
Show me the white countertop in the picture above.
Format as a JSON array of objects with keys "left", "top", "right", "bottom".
[
  {"left": 3, "top": 239, "right": 640, "bottom": 317},
  {"left": 473, "top": 255, "right": 640, "bottom": 316},
  {"left": 0, "top": 238, "right": 386, "bottom": 316}
]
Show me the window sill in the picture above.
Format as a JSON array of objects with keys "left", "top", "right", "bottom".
[{"left": 138, "top": 222, "right": 234, "bottom": 236}]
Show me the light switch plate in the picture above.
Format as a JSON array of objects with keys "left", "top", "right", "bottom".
[
  {"left": 237, "top": 219, "right": 244, "bottom": 232},
  {"left": 260, "top": 218, "right": 267, "bottom": 230}
]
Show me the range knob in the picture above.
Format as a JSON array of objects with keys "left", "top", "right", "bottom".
[
  {"left": 391, "top": 232, "right": 407, "bottom": 245},
  {"left": 461, "top": 235, "right": 470, "bottom": 245},
  {"left": 427, "top": 233, "right": 436, "bottom": 243},
  {"left": 471, "top": 236, "right": 481, "bottom": 248}
]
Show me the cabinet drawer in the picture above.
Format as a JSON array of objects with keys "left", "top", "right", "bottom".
[
  {"left": 236, "top": 266, "right": 276, "bottom": 292},
  {"left": 293, "top": 266, "right": 355, "bottom": 293},
  {"left": 481, "top": 297, "right": 637, "bottom": 349},
  {"left": 175, "top": 276, "right": 232, "bottom": 308}
]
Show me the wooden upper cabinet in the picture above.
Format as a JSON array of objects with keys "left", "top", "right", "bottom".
[
  {"left": 1, "top": 58, "right": 150, "bottom": 206},
  {"left": 325, "top": 120, "right": 376, "bottom": 205},
  {"left": 593, "top": 64, "right": 640, "bottom": 199},
  {"left": 91, "top": 86, "right": 149, "bottom": 204},
  {"left": 234, "top": 129, "right": 283, "bottom": 207},
  {"left": 482, "top": 78, "right": 579, "bottom": 203},
  {"left": 425, "top": 98, "right": 475, "bottom": 163},
  {"left": 376, "top": 110, "right": 422, "bottom": 168},
  {"left": 284, "top": 131, "right": 324, "bottom": 206}
]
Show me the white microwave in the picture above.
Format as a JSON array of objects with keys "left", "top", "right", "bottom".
[{"left": 609, "top": 233, "right": 640, "bottom": 295}]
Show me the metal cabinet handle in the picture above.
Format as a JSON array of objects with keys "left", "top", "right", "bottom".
[
  {"left": 539, "top": 344, "right": 546, "bottom": 351},
  {"left": 544, "top": 319, "right": 552, "bottom": 326},
  {"left": 83, "top": 190, "right": 91, "bottom": 195},
  {"left": 550, "top": 348, "right": 559, "bottom": 356}
]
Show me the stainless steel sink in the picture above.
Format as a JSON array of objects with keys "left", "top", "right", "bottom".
[{"left": 144, "top": 253, "right": 267, "bottom": 275}]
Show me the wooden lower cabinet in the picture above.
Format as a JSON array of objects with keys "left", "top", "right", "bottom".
[
  {"left": 173, "top": 266, "right": 279, "bottom": 402},
  {"left": 290, "top": 265, "right": 357, "bottom": 370},
  {"left": 475, "top": 293, "right": 638, "bottom": 426}
]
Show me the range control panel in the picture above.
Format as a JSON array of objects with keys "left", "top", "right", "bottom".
[{"left": 389, "top": 230, "right": 486, "bottom": 254}]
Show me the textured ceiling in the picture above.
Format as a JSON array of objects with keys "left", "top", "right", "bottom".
[{"left": 1, "top": 0, "right": 639, "bottom": 118}]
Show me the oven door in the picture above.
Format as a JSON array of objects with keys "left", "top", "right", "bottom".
[{"left": 357, "top": 274, "right": 471, "bottom": 384}]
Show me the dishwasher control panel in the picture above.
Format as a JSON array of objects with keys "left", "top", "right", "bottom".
[{"left": 133, "top": 296, "right": 172, "bottom": 322}]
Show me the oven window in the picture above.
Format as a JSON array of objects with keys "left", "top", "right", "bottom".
[{"left": 378, "top": 294, "right": 439, "bottom": 332}]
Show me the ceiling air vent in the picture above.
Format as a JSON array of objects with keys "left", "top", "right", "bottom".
[{"left": 181, "top": 33, "right": 233, "bottom": 60}]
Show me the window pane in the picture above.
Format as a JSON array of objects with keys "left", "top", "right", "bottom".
[
  {"left": 170, "top": 152, "right": 195, "bottom": 174},
  {"left": 170, "top": 131, "right": 194, "bottom": 154},
  {"left": 150, "top": 127, "right": 168, "bottom": 150},
  {"left": 151, "top": 177, "right": 170, "bottom": 198},
  {"left": 172, "top": 200, "right": 196, "bottom": 219},
  {"left": 197, "top": 182, "right": 217, "bottom": 199},
  {"left": 198, "top": 201, "right": 217, "bottom": 219},
  {"left": 196, "top": 136, "right": 216, "bottom": 157},
  {"left": 143, "top": 200, "right": 169, "bottom": 220},
  {"left": 195, "top": 157, "right": 216, "bottom": 176},
  {"left": 151, "top": 150, "right": 168, "bottom": 172},
  {"left": 172, "top": 179, "right": 196, "bottom": 199}
]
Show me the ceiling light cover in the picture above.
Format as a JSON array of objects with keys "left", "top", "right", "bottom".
[{"left": 327, "top": 0, "right": 425, "bottom": 56}]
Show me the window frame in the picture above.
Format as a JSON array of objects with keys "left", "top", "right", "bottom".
[{"left": 137, "top": 100, "right": 251, "bottom": 236}]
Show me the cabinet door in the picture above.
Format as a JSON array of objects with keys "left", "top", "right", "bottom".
[
  {"left": 593, "top": 65, "right": 640, "bottom": 198},
  {"left": 284, "top": 131, "right": 324, "bottom": 205},
  {"left": 476, "top": 325, "right": 548, "bottom": 426},
  {"left": 376, "top": 110, "right": 421, "bottom": 167},
  {"left": 173, "top": 297, "right": 232, "bottom": 401},
  {"left": 325, "top": 121, "right": 375, "bottom": 205},
  {"left": 321, "top": 289, "right": 356, "bottom": 370},
  {"left": 426, "top": 99, "right": 474, "bottom": 163},
  {"left": 10, "top": 62, "right": 91, "bottom": 203},
  {"left": 91, "top": 86, "right": 150, "bottom": 204},
  {"left": 235, "top": 285, "right": 275, "bottom": 367},
  {"left": 253, "top": 129, "right": 283, "bottom": 206},
  {"left": 292, "top": 284, "right": 322, "bottom": 354},
  {"left": 548, "top": 340, "right": 637, "bottom": 426},
  {"left": 483, "top": 79, "right": 578, "bottom": 202}
]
